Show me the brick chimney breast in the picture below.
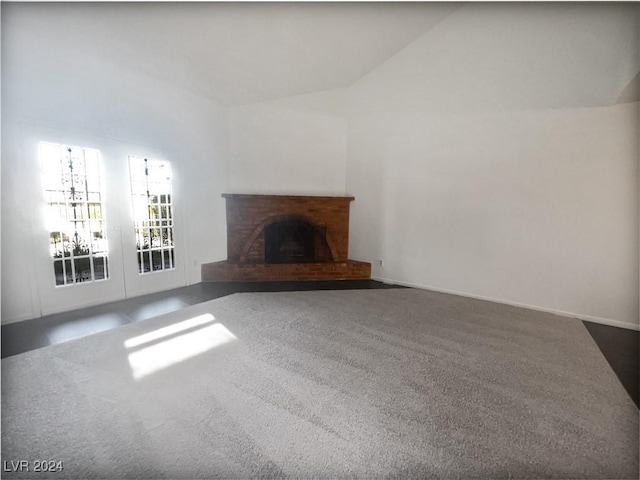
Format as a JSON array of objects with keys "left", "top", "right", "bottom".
[{"left": 201, "top": 194, "right": 371, "bottom": 282}]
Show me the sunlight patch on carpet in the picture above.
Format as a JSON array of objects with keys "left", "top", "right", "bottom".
[
  {"left": 125, "top": 313, "right": 217, "bottom": 348},
  {"left": 125, "top": 314, "right": 237, "bottom": 379}
]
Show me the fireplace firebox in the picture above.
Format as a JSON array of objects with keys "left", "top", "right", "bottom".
[{"left": 265, "top": 220, "right": 317, "bottom": 263}]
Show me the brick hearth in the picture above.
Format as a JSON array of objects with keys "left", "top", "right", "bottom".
[{"left": 201, "top": 194, "right": 371, "bottom": 282}]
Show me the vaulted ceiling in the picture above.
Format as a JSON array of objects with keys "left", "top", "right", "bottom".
[{"left": 2, "top": 2, "right": 458, "bottom": 106}]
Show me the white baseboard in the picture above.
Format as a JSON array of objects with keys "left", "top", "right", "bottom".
[
  {"left": 1, "top": 311, "right": 37, "bottom": 326},
  {"left": 373, "top": 276, "right": 640, "bottom": 332}
]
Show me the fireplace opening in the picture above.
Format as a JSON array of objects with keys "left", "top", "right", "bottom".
[{"left": 265, "top": 220, "right": 317, "bottom": 263}]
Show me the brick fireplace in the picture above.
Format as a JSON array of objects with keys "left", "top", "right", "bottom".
[{"left": 201, "top": 194, "right": 371, "bottom": 282}]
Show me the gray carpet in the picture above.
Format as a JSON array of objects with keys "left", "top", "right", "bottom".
[{"left": 2, "top": 289, "right": 638, "bottom": 479}]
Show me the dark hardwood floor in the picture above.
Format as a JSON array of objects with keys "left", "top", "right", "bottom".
[
  {"left": 0, "top": 281, "right": 402, "bottom": 358},
  {"left": 583, "top": 321, "right": 639, "bottom": 408},
  {"left": 2, "top": 280, "right": 637, "bottom": 407}
]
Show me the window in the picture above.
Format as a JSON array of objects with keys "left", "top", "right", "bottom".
[
  {"left": 40, "top": 142, "right": 109, "bottom": 286},
  {"left": 129, "top": 157, "right": 175, "bottom": 274}
]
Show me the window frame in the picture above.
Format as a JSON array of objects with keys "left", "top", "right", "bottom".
[
  {"left": 40, "top": 142, "right": 110, "bottom": 287},
  {"left": 129, "top": 156, "right": 176, "bottom": 275}
]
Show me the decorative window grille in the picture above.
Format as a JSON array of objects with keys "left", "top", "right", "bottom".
[
  {"left": 40, "top": 142, "right": 109, "bottom": 286},
  {"left": 129, "top": 157, "right": 175, "bottom": 274}
]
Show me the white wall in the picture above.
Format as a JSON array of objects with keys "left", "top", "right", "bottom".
[
  {"left": 226, "top": 88, "right": 348, "bottom": 195},
  {"left": 2, "top": 2, "right": 638, "bottom": 330},
  {"left": 1, "top": 12, "right": 229, "bottom": 322},
  {"left": 346, "top": 3, "right": 640, "bottom": 328},
  {"left": 1, "top": 6, "right": 350, "bottom": 323}
]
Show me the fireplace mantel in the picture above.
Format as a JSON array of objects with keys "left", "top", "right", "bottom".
[
  {"left": 201, "top": 194, "right": 371, "bottom": 282},
  {"left": 221, "top": 193, "right": 355, "bottom": 200}
]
